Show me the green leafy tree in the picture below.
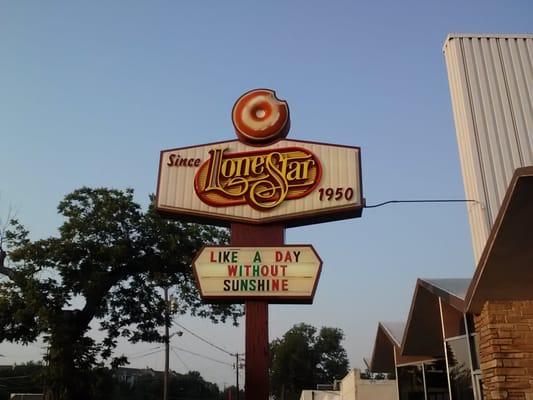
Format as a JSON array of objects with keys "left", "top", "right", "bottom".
[
  {"left": 270, "top": 323, "right": 349, "bottom": 400},
  {"left": 0, "top": 187, "right": 242, "bottom": 400}
]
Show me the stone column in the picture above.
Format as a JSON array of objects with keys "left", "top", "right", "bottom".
[{"left": 475, "top": 300, "right": 533, "bottom": 400}]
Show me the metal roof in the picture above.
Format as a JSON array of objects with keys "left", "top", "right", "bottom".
[
  {"left": 369, "top": 322, "right": 402, "bottom": 373},
  {"left": 380, "top": 322, "right": 405, "bottom": 348},
  {"left": 401, "top": 277, "right": 472, "bottom": 357},
  {"left": 370, "top": 321, "right": 433, "bottom": 372},
  {"left": 443, "top": 33, "right": 533, "bottom": 52},
  {"left": 420, "top": 278, "right": 471, "bottom": 301}
]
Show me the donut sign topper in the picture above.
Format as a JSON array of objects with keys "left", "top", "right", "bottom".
[
  {"left": 232, "top": 89, "right": 290, "bottom": 145},
  {"left": 156, "top": 89, "right": 363, "bottom": 227}
]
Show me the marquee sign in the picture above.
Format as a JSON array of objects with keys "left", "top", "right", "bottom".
[{"left": 192, "top": 245, "right": 322, "bottom": 303}]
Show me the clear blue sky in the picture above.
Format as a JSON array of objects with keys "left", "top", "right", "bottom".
[{"left": 1, "top": 0, "right": 532, "bottom": 388}]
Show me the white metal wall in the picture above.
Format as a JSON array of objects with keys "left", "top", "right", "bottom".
[{"left": 444, "top": 34, "right": 533, "bottom": 263}]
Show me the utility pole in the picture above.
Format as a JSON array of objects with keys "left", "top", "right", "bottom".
[
  {"left": 235, "top": 353, "right": 240, "bottom": 400},
  {"left": 163, "top": 286, "right": 169, "bottom": 400}
]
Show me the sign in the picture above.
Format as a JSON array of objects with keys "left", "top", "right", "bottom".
[
  {"left": 156, "top": 88, "right": 362, "bottom": 226},
  {"left": 156, "top": 139, "right": 362, "bottom": 226},
  {"left": 157, "top": 89, "right": 363, "bottom": 400},
  {"left": 192, "top": 245, "right": 322, "bottom": 303},
  {"left": 195, "top": 145, "right": 321, "bottom": 210}
]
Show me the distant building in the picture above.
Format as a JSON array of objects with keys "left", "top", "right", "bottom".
[
  {"left": 300, "top": 369, "right": 396, "bottom": 400},
  {"left": 115, "top": 366, "right": 159, "bottom": 386},
  {"left": 300, "top": 390, "right": 340, "bottom": 400},
  {"left": 340, "top": 369, "right": 396, "bottom": 400}
]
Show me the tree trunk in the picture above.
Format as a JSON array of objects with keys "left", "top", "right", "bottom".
[{"left": 43, "top": 312, "right": 91, "bottom": 400}]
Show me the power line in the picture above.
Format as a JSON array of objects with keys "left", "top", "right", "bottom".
[
  {"left": 125, "top": 345, "right": 162, "bottom": 357},
  {"left": 129, "top": 348, "right": 165, "bottom": 360},
  {"left": 170, "top": 347, "right": 190, "bottom": 372},
  {"left": 364, "top": 199, "right": 477, "bottom": 209},
  {"left": 173, "top": 322, "right": 236, "bottom": 356},
  {"left": 171, "top": 346, "right": 233, "bottom": 367}
]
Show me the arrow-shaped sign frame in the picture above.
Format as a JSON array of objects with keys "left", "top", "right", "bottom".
[{"left": 192, "top": 245, "right": 323, "bottom": 304}]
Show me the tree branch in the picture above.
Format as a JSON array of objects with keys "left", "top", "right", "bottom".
[
  {"left": 0, "top": 247, "right": 16, "bottom": 280},
  {"left": 78, "top": 254, "right": 187, "bottom": 327}
]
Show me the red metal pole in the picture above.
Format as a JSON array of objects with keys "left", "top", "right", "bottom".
[{"left": 231, "top": 223, "right": 285, "bottom": 400}]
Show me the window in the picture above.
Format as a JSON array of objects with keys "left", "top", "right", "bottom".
[
  {"left": 397, "top": 365, "right": 424, "bottom": 400},
  {"left": 446, "top": 336, "right": 474, "bottom": 400},
  {"left": 424, "top": 360, "right": 449, "bottom": 400},
  {"left": 468, "top": 334, "right": 480, "bottom": 372}
]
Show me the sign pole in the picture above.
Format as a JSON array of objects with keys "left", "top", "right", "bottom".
[{"left": 231, "top": 223, "right": 285, "bottom": 400}]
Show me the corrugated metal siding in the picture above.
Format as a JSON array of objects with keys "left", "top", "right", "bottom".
[{"left": 444, "top": 34, "right": 533, "bottom": 263}]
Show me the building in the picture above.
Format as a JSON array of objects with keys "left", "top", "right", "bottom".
[
  {"left": 340, "top": 369, "right": 396, "bottom": 400},
  {"left": 115, "top": 366, "right": 159, "bottom": 386},
  {"left": 300, "top": 389, "right": 340, "bottom": 400},
  {"left": 369, "top": 33, "right": 533, "bottom": 400},
  {"left": 444, "top": 33, "right": 533, "bottom": 400},
  {"left": 444, "top": 34, "right": 533, "bottom": 263},
  {"left": 300, "top": 369, "right": 396, "bottom": 400},
  {"left": 371, "top": 279, "right": 478, "bottom": 400}
]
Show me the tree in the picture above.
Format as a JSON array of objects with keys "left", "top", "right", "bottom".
[
  {"left": 0, "top": 187, "right": 242, "bottom": 400},
  {"left": 270, "top": 323, "right": 349, "bottom": 400}
]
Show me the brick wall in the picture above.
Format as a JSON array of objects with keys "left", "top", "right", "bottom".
[{"left": 475, "top": 300, "right": 533, "bottom": 400}]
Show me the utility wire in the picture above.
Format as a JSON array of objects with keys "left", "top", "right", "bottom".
[
  {"left": 129, "top": 348, "right": 165, "bottom": 360},
  {"left": 173, "top": 322, "right": 236, "bottom": 357},
  {"left": 364, "top": 199, "right": 477, "bottom": 208},
  {"left": 125, "top": 345, "right": 162, "bottom": 357},
  {"left": 170, "top": 347, "right": 190, "bottom": 372},
  {"left": 171, "top": 346, "right": 233, "bottom": 367}
]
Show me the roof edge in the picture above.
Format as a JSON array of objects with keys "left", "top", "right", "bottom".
[
  {"left": 379, "top": 322, "right": 403, "bottom": 348},
  {"left": 418, "top": 278, "right": 467, "bottom": 312},
  {"left": 443, "top": 33, "right": 533, "bottom": 52},
  {"left": 466, "top": 166, "right": 533, "bottom": 313},
  {"left": 400, "top": 279, "right": 423, "bottom": 352}
]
